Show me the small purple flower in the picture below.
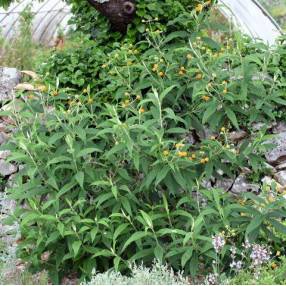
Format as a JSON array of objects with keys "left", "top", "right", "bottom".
[
  {"left": 230, "top": 246, "right": 236, "bottom": 260},
  {"left": 242, "top": 239, "right": 251, "bottom": 250},
  {"left": 212, "top": 234, "right": 225, "bottom": 253},
  {"left": 230, "top": 260, "right": 243, "bottom": 271},
  {"left": 205, "top": 273, "right": 218, "bottom": 285},
  {"left": 250, "top": 244, "right": 271, "bottom": 267}
]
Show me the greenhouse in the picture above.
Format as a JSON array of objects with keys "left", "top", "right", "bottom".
[{"left": 0, "top": 0, "right": 286, "bottom": 285}]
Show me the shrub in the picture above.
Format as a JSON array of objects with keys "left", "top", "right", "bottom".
[
  {"left": 2, "top": 0, "right": 286, "bottom": 283},
  {"left": 4, "top": 30, "right": 286, "bottom": 283}
]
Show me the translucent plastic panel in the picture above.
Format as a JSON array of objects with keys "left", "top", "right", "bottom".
[
  {"left": 219, "top": 0, "right": 282, "bottom": 45},
  {"left": 0, "top": 0, "right": 71, "bottom": 45}
]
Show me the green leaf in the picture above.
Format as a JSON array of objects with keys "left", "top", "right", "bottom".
[
  {"left": 75, "top": 171, "right": 84, "bottom": 189},
  {"left": 90, "top": 228, "right": 98, "bottom": 242},
  {"left": 122, "top": 231, "right": 151, "bottom": 252},
  {"left": 57, "top": 222, "right": 65, "bottom": 237},
  {"left": 269, "top": 219, "right": 286, "bottom": 234},
  {"left": 113, "top": 223, "right": 129, "bottom": 242},
  {"left": 225, "top": 107, "right": 239, "bottom": 129},
  {"left": 111, "top": 185, "right": 118, "bottom": 199},
  {"left": 165, "top": 127, "right": 186, "bottom": 134},
  {"left": 114, "top": 256, "right": 121, "bottom": 272},
  {"left": 202, "top": 101, "right": 217, "bottom": 124},
  {"left": 47, "top": 156, "right": 72, "bottom": 166},
  {"left": 57, "top": 181, "right": 77, "bottom": 198},
  {"left": 155, "top": 165, "right": 169, "bottom": 185},
  {"left": 76, "top": 148, "right": 101, "bottom": 158},
  {"left": 181, "top": 248, "right": 193, "bottom": 268},
  {"left": 140, "top": 210, "right": 153, "bottom": 229},
  {"left": 154, "top": 244, "right": 164, "bottom": 262},
  {"left": 133, "top": 151, "right": 140, "bottom": 171},
  {"left": 246, "top": 215, "right": 264, "bottom": 235},
  {"left": 159, "top": 85, "right": 177, "bottom": 101},
  {"left": 21, "top": 212, "right": 39, "bottom": 226},
  {"left": 48, "top": 132, "right": 65, "bottom": 145},
  {"left": 72, "top": 241, "right": 82, "bottom": 257}
]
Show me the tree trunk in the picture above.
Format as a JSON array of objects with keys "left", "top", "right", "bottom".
[{"left": 86, "top": 0, "right": 136, "bottom": 33}]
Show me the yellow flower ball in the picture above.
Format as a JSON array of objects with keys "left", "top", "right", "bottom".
[
  {"left": 87, "top": 98, "right": 93, "bottom": 104},
  {"left": 175, "top": 143, "right": 185, "bottom": 149},
  {"left": 195, "top": 4, "right": 203, "bottom": 12},
  {"left": 178, "top": 151, "right": 188, "bottom": 158},
  {"left": 196, "top": 73, "right": 203, "bottom": 80},
  {"left": 163, "top": 150, "right": 169, "bottom": 156},
  {"left": 152, "top": 64, "right": 159, "bottom": 72},
  {"left": 202, "top": 95, "right": 210, "bottom": 102}
]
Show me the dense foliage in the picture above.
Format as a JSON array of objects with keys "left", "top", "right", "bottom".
[
  {"left": 4, "top": 31, "right": 286, "bottom": 283},
  {"left": 68, "top": 0, "right": 213, "bottom": 41},
  {"left": 1, "top": 0, "right": 286, "bottom": 284}
]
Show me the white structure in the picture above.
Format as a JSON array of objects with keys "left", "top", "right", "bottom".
[
  {"left": 0, "top": 0, "right": 283, "bottom": 46},
  {"left": 219, "top": 0, "right": 282, "bottom": 45},
  {"left": 0, "top": 0, "right": 71, "bottom": 46}
]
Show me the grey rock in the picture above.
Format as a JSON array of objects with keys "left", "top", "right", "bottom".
[
  {"left": 0, "top": 191, "right": 16, "bottom": 216},
  {"left": 217, "top": 169, "right": 224, "bottom": 176},
  {"left": 215, "top": 178, "right": 234, "bottom": 191},
  {"left": 276, "top": 162, "right": 286, "bottom": 171},
  {"left": 252, "top": 122, "right": 268, "bottom": 132},
  {"left": 0, "top": 132, "right": 9, "bottom": 145},
  {"left": 6, "top": 173, "right": 17, "bottom": 189},
  {"left": 0, "top": 67, "right": 21, "bottom": 101},
  {"left": 0, "top": 122, "right": 8, "bottom": 132},
  {"left": 230, "top": 175, "right": 260, "bottom": 194},
  {"left": 185, "top": 133, "right": 196, "bottom": 145},
  {"left": 240, "top": 167, "right": 252, "bottom": 174},
  {"left": 265, "top": 132, "right": 286, "bottom": 165},
  {"left": 202, "top": 180, "right": 212, "bottom": 189},
  {"left": 274, "top": 171, "right": 286, "bottom": 187},
  {"left": 0, "top": 160, "right": 17, "bottom": 177},
  {"left": 261, "top": 176, "right": 273, "bottom": 185},
  {"left": 203, "top": 128, "right": 216, "bottom": 140},
  {"left": 229, "top": 130, "right": 248, "bottom": 142},
  {"left": 0, "top": 190, "right": 19, "bottom": 263},
  {"left": 272, "top": 122, "right": 286, "bottom": 134},
  {"left": 0, "top": 150, "right": 11, "bottom": 160}
]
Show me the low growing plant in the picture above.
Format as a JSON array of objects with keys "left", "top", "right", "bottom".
[
  {"left": 85, "top": 260, "right": 188, "bottom": 285},
  {"left": 224, "top": 256, "right": 286, "bottom": 285}
]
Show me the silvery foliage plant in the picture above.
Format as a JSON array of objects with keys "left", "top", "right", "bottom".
[{"left": 85, "top": 260, "right": 188, "bottom": 285}]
